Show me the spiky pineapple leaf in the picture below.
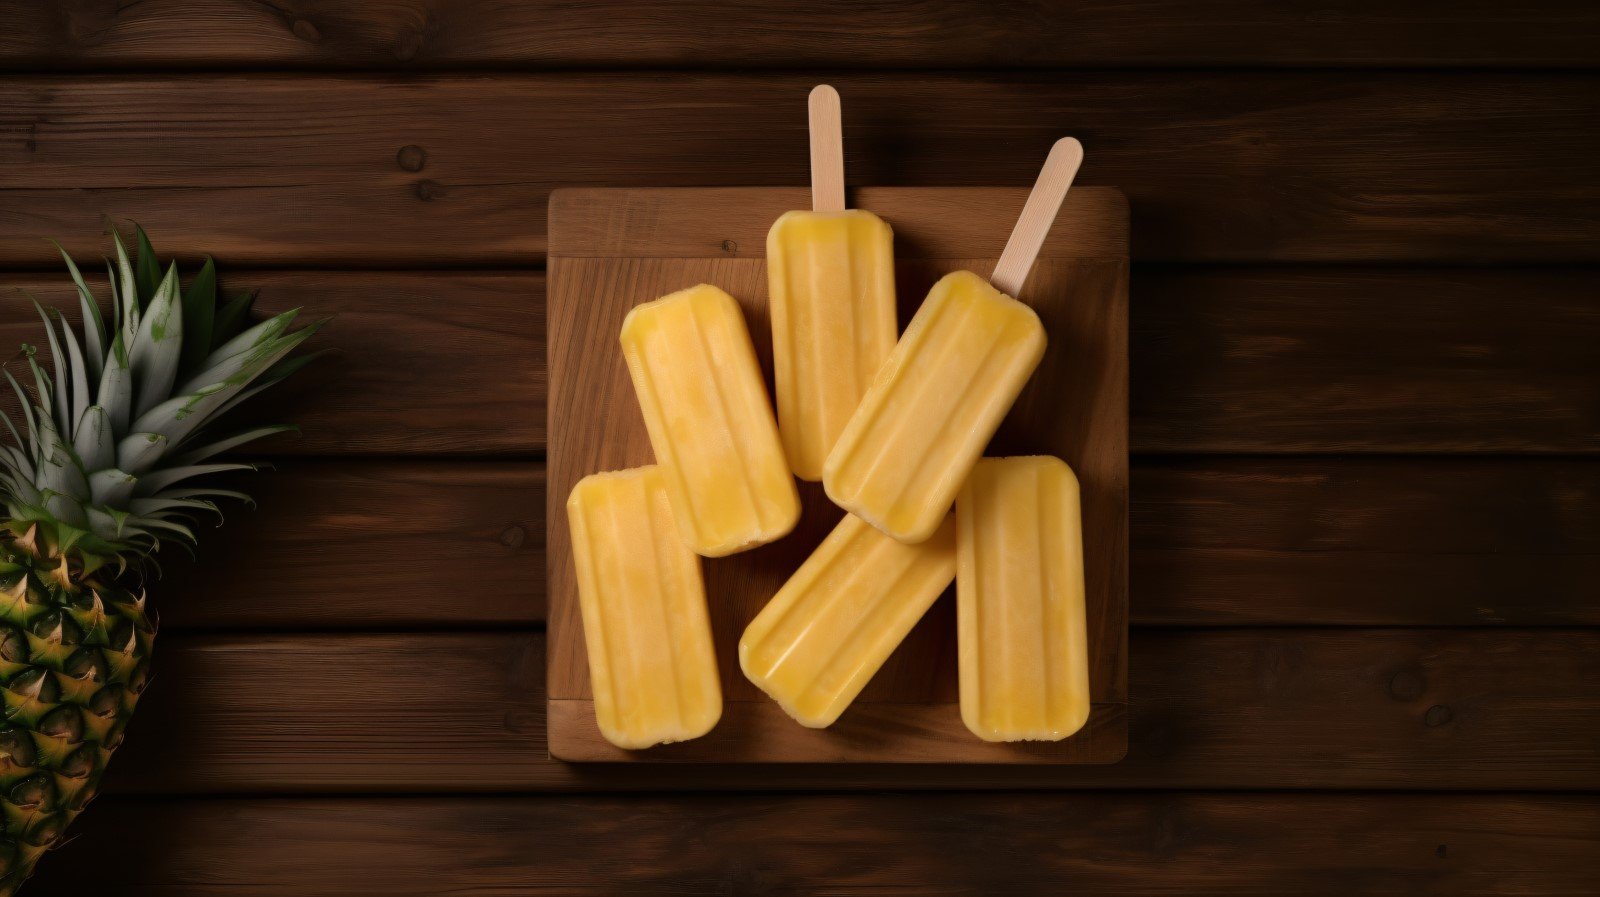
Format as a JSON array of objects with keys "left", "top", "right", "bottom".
[
  {"left": 162, "top": 486, "right": 253, "bottom": 507},
  {"left": 2, "top": 370, "right": 40, "bottom": 465},
  {"left": 133, "top": 224, "right": 160, "bottom": 307},
  {"left": 71, "top": 406, "right": 113, "bottom": 473},
  {"left": 50, "top": 242, "right": 106, "bottom": 381},
  {"left": 130, "top": 323, "right": 316, "bottom": 449},
  {"left": 208, "top": 348, "right": 328, "bottom": 423},
  {"left": 210, "top": 290, "right": 255, "bottom": 349},
  {"left": 115, "top": 432, "right": 167, "bottom": 475},
  {"left": 128, "top": 264, "right": 183, "bottom": 419},
  {"left": 95, "top": 335, "right": 132, "bottom": 435},
  {"left": 128, "top": 496, "right": 218, "bottom": 518},
  {"left": 202, "top": 307, "right": 294, "bottom": 372},
  {"left": 29, "top": 307, "right": 71, "bottom": 436},
  {"left": 48, "top": 309, "right": 92, "bottom": 440},
  {"left": 179, "top": 257, "right": 216, "bottom": 378},
  {"left": 25, "top": 353, "right": 55, "bottom": 432},
  {"left": 178, "top": 311, "right": 302, "bottom": 395},
  {"left": 133, "top": 463, "right": 253, "bottom": 497},
  {"left": 172, "top": 425, "right": 294, "bottom": 465},
  {"left": 110, "top": 230, "right": 140, "bottom": 349},
  {"left": 86, "top": 469, "right": 136, "bottom": 508}
]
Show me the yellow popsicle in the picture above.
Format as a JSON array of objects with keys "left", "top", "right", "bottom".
[
  {"left": 566, "top": 467, "right": 722, "bottom": 749},
  {"left": 767, "top": 209, "right": 897, "bottom": 480},
  {"left": 957, "top": 456, "right": 1090, "bottom": 742},
  {"left": 740, "top": 512, "right": 956, "bottom": 728},
  {"left": 823, "top": 270, "right": 1045, "bottom": 544},
  {"left": 620, "top": 284, "right": 800, "bottom": 557}
]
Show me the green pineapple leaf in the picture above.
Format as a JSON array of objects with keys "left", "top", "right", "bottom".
[
  {"left": 110, "top": 230, "right": 140, "bottom": 349},
  {"left": 127, "top": 264, "right": 183, "bottom": 419},
  {"left": 133, "top": 224, "right": 160, "bottom": 307},
  {"left": 179, "top": 257, "right": 216, "bottom": 378},
  {"left": 1, "top": 223, "right": 317, "bottom": 891},
  {"left": 210, "top": 290, "right": 256, "bottom": 349},
  {"left": 49, "top": 242, "right": 105, "bottom": 382}
]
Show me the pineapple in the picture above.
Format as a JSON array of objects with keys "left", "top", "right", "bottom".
[{"left": 0, "top": 226, "right": 317, "bottom": 893}]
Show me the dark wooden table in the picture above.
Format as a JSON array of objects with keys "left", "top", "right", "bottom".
[{"left": 2, "top": 2, "right": 1597, "bottom": 893}]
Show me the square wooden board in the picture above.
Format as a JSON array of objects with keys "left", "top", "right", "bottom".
[{"left": 548, "top": 187, "right": 1128, "bottom": 763}]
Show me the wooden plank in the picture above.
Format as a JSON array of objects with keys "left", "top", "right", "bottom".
[
  {"left": 4, "top": 74, "right": 1597, "bottom": 265},
  {"left": 36, "top": 794, "right": 1600, "bottom": 896},
  {"left": 546, "top": 188, "right": 1128, "bottom": 763},
  {"left": 122, "top": 457, "right": 1596, "bottom": 631},
  {"left": 6, "top": 266, "right": 1593, "bottom": 454},
  {"left": 548, "top": 186, "right": 1131, "bottom": 259},
  {"left": 155, "top": 462, "right": 542, "bottom": 629},
  {"left": 4, "top": 1, "right": 1598, "bottom": 70},
  {"left": 1, "top": 270, "right": 544, "bottom": 455},
  {"left": 1133, "top": 267, "right": 1600, "bottom": 452},
  {"left": 1132, "top": 458, "right": 1600, "bottom": 626},
  {"left": 105, "top": 629, "right": 1600, "bottom": 792}
]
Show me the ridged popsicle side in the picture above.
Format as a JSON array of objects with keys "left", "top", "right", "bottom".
[
  {"left": 823, "top": 270, "right": 1045, "bottom": 544},
  {"left": 957, "top": 456, "right": 1090, "bottom": 743},
  {"left": 767, "top": 210, "right": 898, "bottom": 481},
  {"left": 620, "top": 284, "right": 800, "bottom": 557},
  {"left": 567, "top": 467, "right": 722, "bottom": 749},
  {"left": 740, "top": 513, "right": 957, "bottom": 728}
]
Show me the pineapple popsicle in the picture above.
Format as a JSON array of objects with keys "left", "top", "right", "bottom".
[
  {"left": 957, "top": 456, "right": 1090, "bottom": 742},
  {"left": 740, "top": 513, "right": 956, "bottom": 728},
  {"left": 567, "top": 467, "right": 722, "bottom": 749},
  {"left": 767, "top": 85, "right": 897, "bottom": 480},
  {"left": 620, "top": 283, "right": 800, "bottom": 557},
  {"left": 824, "top": 137, "right": 1083, "bottom": 544}
]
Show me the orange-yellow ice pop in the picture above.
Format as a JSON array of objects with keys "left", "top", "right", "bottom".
[
  {"left": 740, "top": 512, "right": 956, "bottom": 728},
  {"left": 957, "top": 456, "right": 1090, "bottom": 742},
  {"left": 567, "top": 467, "right": 722, "bottom": 749},
  {"left": 767, "top": 85, "right": 897, "bottom": 480},
  {"left": 620, "top": 284, "right": 800, "bottom": 557},
  {"left": 824, "top": 138, "right": 1084, "bottom": 543}
]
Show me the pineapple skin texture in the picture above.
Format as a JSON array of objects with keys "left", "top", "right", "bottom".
[
  {"left": 0, "top": 534, "right": 153, "bottom": 892},
  {"left": 0, "top": 226, "right": 316, "bottom": 892}
]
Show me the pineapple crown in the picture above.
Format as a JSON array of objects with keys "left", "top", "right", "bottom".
[{"left": 0, "top": 225, "right": 320, "bottom": 575}]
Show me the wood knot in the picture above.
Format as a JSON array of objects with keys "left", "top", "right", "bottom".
[
  {"left": 720, "top": 240, "right": 738, "bottom": 255},
  {"left": 414, "top": 179, "right": 445, "bottom": 201},
  {"left": 291, "top": 19, "right": 321, "bottom": 43},
  {"left": 499, "top": 525, "right": 526, "bottom": 549},
  {"left": 1387, "top": 670, "right": 1425, "bottom": 701},
  {"left": 1424, "top": 704, "right": 1453, "bottom": 727},
  {"left": 396, "top": 145, "right": 427, "bottom": 172}
]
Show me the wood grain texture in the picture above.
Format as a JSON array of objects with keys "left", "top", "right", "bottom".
[
  {"left": 103, "top": 630, "right": 1600, "bottom": 792},
  {"left": 153, "top": 462, "right": 542, "bottom": 630},
  {"left": 4, "top": 74, "right": 1598, "bottom": 265},
  {"left": 547, "top": 188, "right": 1128, "bottom": 762},
  {"left": 1135, "top": 267, "right": 1600, "bottom": 452},
  {"left": 0, "top": 270, "right": 544, "bottom": 454},
  {"left": 4, "top": 266, "right": 1594, "bottom": 454},
  {"left": 1131, "top": 458, "right": 1600, "bottom": 626},
  {"left": 4, "top": 1, "right": 1598, "bottom": 70},
  {"left": 35, "top": 794, "right": 1600, "bottom": 896},
  {"left": 103, "top": 456, "right": 1600, "bottom": 631}
]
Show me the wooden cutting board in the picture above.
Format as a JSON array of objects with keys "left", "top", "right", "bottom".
[{"left": 547, "top": 187, "right": 1128, "bottom": 763}]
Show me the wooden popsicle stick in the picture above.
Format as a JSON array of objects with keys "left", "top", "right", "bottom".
[
  {"left": 990, "top": 137, "right": 1085, "bottom": 296},
  {"left": 809, "top": 84, "right": 846, "bottom": 212}
]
